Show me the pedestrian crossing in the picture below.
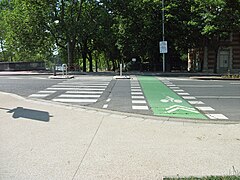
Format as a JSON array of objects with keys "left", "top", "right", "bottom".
[
  {"left": 131, "top": 77, "right": 149, "bottom": 110},
  {"left": 26, "top": 76, "right": 230, "bottom": 120},
  {"left": 159, "top": 77, "right": 229, "bottom": 120},
  {"left": 28, "top": 77, "right": 112, "bottom": 104}
]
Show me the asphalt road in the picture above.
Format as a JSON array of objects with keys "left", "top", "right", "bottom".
[{"left": 0, "top": 75, "right": 239, "bottom": 121}]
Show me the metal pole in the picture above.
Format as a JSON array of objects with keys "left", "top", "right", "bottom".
[{"left": 162, "top": 0, "right": 165, "bottom": 72}]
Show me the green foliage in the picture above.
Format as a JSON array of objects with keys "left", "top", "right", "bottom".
[{"left": 0, "top": 0, "right": 239, "bottom": 71}]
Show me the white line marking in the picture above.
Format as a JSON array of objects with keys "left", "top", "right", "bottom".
[
  {"left": 59, "top": 83, "right": 109, "bottom": 85},
  {"left": 103, "top": 104, "right": 108, "bottom": 109},
  {"left": 188, "top": 101, "right": 204, "bottom": 105},
  {"left": 195, "top": 96, "right": 240, "bottom": 99},
  {"left": 38, "top": 91, "right": 56, "bottom": 93},
  {"left": 131, "top": 86, "right": 141, "bottom": 89},
  {"left": 131, "top": 96, "right": 144, "bottom": 99},
  {"left": 169, "top": 87, "right": 179, "bottom": 89},
  {"left": 206, "top": 114, "right": 228, "bottom": 120},
  {"left": 196, "top": 107, "right": 215, "bottom": 111},
  {"left": 173, "top": 89, "right": 184, "bottom": 92},
  {"left": 59, "top": 94, "right": 101, "bottom": 98},
  {"left": 182, "top": 96, "right": 196, "bottom": 100},
  {"left": 132, "top": 100, "right": 147, "bottom": 104},
  {"left": 131, "top": 89, "right": 142, "bottom": 92},
  {"left": 66, "top": 91, "right": 103, "bottom": 94},
  {"left": 178, "top": 85, "right": 223, "bottom": 88},
  {"left": 53, "top": 99, "right": 97, "bottom": 103},
  {"left": 166, "top": 84, "right": 176, "bottom": 87},
  {"left": 47, "top": 88, "right": 105, "bottom": 91},
  {"left": 106, "top": 98, "right": 111, "bottom": 102},
  {"left": 53, "top": 85, "right": 107, "bottom": 88},
  {"left": 177, "top": 93, "right": 190, "bottom": 95},
  {"left": 132, "top": 106, "right": 149, "bottom": 110},
  {"left": 230, "top": 83, "right": 240, "bottom": 85},
  {"left": 29, "top": 94, "right": 49, "bottom": 98},
  {"left": 131, "top": 92, "right": 143, "bottom": 95}
]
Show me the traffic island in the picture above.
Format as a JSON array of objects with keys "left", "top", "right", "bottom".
[{"left": 48, "top": 75, "right": 74, "bottom": 79}]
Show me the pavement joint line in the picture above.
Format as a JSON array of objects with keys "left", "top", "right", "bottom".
[{"left": 71, "top": 116, "right": 105, "bottom": 180}]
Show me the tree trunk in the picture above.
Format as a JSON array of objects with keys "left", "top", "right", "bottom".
[
  {"left": 95, "top": 59, "right": 98, "bottom": 72},
  {"left": 68, "top": 40, "right": 75, "bottom": 70},
  {"left": 88, "top": 51, "right": 93, "bottom": 72},
  {"left": 82, "top": 51, "right": 87, "bottom": 72}
]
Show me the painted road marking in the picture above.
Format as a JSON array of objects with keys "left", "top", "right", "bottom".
[
  {"left": 177, "top": 93, "right": 190, "bottom": 95},
  {"left": 53, "top": 99, "right": 97, "bottom": 103},
  {"left": 138, "top": 76, "right": 207, "bottom": 119},
  {"left": 132, "top": 106, "right": 149, "bottom": 110},
  {"left": 29, "top": 94, "right": 49, "bottom": 98},
  {"left": 160, "top": 96, "right": 182, "bottom": 103},
  {"left": 166, "top": 105, "right": 199, "bottom": 114},
  {"left": 195, "top": 96, "right": 240, "bottom": 99},
  {"left": 38, "top": 91, "right": 56, "bottom": 93},
  {"left": 182, "top": 96, "right": 196, "bottom": 100},
  {"left": 131, "top": 92, "right": 143, "bottom": 95},
  {"left": 178, "top": 85, "right": 223, "bottom": 88},
  {"left": 188, "top": 101, "right": 205, "bottom": 105},
  {"left": 169, "top": 87, "right": 179, "bottom": 89},
  {"left": 206, "top": 114, "right": 229, "bottom": 120},
  {"left": 66, "top": 91, "right": 103, "bottom": 94},
  {"left": 59, "top": 94, "right": 101, "bottom": 98},
  {"left": 52, "top": 85, "right": 107, "bottom": 88},
  {"left": 131, "top": 88, "right": 141, "bottom": 91},
  {"left": 196, "top": 106, "right": 215, "bottom": 111},
  {"left": 173, "top": 89, "right": 184, "bottom": 92},
  {"left": 103, "top": 104, "right": 108, "bottom": 109},
  {"left": 132, "top": 96, "right": 144, "bottom": 99},
  {"left": 47, "top": 87, "right": 105, "bottom": 91},
  {"left": 132, "top": 100, "right": 146, "bottom": 104}
]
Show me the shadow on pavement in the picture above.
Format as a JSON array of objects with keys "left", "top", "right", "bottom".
[{"left": 0, "top": 107, "right": 52, "bottom": 122}]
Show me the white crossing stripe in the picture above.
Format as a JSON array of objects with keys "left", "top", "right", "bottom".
[
  {"left": 132, "top": 106, "right": 149, "bottom": 110},
  {"left": 131, "top": 92, "right": 143, "bottom": 95},
  {"left": 132, "top": 100, "right": 147, "bottom": 104},
  {"left": 131, "top": 96, "right": 144, "bottom": 99},
  {"left": 53, "top": 99, "right": 97, "bottom": 103},
  {"left": 173, "top": 89, "right": 184, "bottom": 92},
  {"left": 131, "top": 89, "right": 142, "bottom": 92},
  {"left": 188, "top": 101, "right": 204, "bottom": 105},
  {"left": 59, "top": 94, "right": 101, "bottom": 98},
  {"left": 169, "top": 87, "right": 179, "bottom": 89},
  {"left": 206, "top": 114, "right": 228, "bottom": 120},
  {"left": 66, "top": 91, "right": 103, "bottom": 94},
  {"left": 196, "top": 107, "right": 215, "bottom": 111},
  {"left": 103, "top": 104, "right": 108, "bottom": 109},
  {"left": 166, "top": 84, "right": 176, "bottom": 87},
  {"left": 182, "top": 96, "right": 196, "bottom": 100},
  {"left": 177, "top": 93, "right": 190, "bottom": 95},
  {"left": 29, "top": 94, "right": 49, "bottom": 98},
  {"left": 52, "top": 85, "right": 107, "bottom": 88},
  {"left": 38, "top": 91, "right": 56, "bottom": 93},
  {"left": 131, "top": 86, "right": 141, "bottom": 89},
  {"left": 47, "top": 88, "right": 105, "bottom": 91}
]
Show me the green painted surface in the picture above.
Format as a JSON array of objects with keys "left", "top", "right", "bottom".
[{"left": 138, "top": 76, "right": 207, "bottom": 119}]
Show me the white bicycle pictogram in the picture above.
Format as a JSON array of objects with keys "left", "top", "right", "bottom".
[{"left": 160, "top": 96, "right": 182, "bottom": 103}]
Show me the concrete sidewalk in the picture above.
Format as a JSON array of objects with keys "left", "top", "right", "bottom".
[{"left": 0, "top": 92, "right": 240, "bottom": 180}]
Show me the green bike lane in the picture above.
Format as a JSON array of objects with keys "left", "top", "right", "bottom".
[{"left": 138, "top": 76, "right": 208, "bottom": 119}]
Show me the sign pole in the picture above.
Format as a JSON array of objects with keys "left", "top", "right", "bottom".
[{"left": 162, "top": 0, "right": 165, "bottom": 72}]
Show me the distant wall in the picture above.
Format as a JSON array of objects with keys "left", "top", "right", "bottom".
[{"left": 0, "top": 62, "right": 45, "bottom": 71}]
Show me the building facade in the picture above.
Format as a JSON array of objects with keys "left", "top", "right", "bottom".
[{"left": 188, "top": 32, "right": 240, "bottom": 74}]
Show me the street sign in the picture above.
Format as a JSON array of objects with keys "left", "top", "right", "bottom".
[{"left": 159, "top": 41, "right": 167, "bottom": 54}]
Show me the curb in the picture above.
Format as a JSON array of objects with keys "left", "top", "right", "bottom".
[{"left": 1, "top": 91, "right": 239, "bottom": 125}]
